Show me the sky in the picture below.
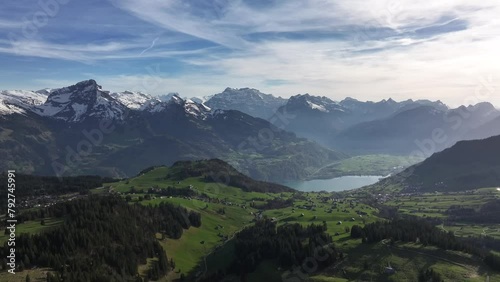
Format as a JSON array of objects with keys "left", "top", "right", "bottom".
[{"left": 1, "top": 0, "right": 499, "bottom": 107}]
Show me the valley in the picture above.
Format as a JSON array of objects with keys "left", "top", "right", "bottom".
[
  {"left": 305, "top": 154, "right": 425, "bottom": 180},
  {"left": 2, "top": 159, "right": 500, "bottom": 281}
]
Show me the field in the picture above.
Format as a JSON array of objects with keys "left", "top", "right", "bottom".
[
  {"left": 101, "top": 167, "right": 382, "bottom": 279},
  {"left": 0, "top": 267, "right": 54, "bottom": 282},
  {"left": 97, "top": 168, "right": 500, "bottom": 281},
  {"left": 0, "top": 218, "right": 62, "bottom": 244},
  {"left": 330, "top": 241, "right": 500, "bottom": 282},
  {"left": 308, "top": 154, "right": 424, "bottom": 179},
  {"left": 382, "top": 187, "right": 500, "bottom": 238},
  {"left": 442, "top": 224, "right": 500, "bottom": 240},
  {"left": 5, "top": 165, "right": 500, "bottom": 281}
]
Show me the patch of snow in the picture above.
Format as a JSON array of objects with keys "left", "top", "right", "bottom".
[
  {"left": 0, "top": 90, "right": 48, "bottom": 115},
  {"left": 36, "top": 103, "right": 65, "bottom": 116},
  {"left": 0, "top": 101, "right": 26, "bottom": 115},
  {"left": 200, "top": 103, "right": 211, "bottom": 111},
  {"left": 71, "top": 103, "right": 88, "bottom": 120},
  {"left": 110, "top": 91, "right": 156, "bottom": 110},
  {"left": 307, "top": 101, "right": 328, "bottom": 112}
]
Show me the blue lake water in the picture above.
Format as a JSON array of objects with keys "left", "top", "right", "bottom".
[{"left": 283, "top": 175, "right": 384, "bottom": 192}]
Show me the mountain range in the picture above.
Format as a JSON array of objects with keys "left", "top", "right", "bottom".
[
  {"left": 275, "top": 94, "right": 499, "bottom": 155},
  {"left": 3, "top": 79, "right": 500, "bottom": 183},
  {"left": 204, "top": 87, "right": 287, "bottom": 120},
  {"left": 0, "top": 80, "right": 344, "bottom": 181}
]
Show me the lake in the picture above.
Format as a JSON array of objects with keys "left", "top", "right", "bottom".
[{"left": 283, "top": 175, "right": 384, "bottom": 192}]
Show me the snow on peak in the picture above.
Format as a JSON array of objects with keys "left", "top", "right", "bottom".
[
  {"left": 287, "top": 94, "right": 344, "bottom": 113},
  {"left": 157, "top": 93, "right": 180, "bottom": 102},
  {"left": 306, "top": 101, "right": 328, "bottom": 112},
  {"left": 35, "top": 88, "right": 54, "bottom": 95},
  {"left": 0, "top": 90, "right": 48, "bottom": 115},
  {"left": 171, "top": 94, "right": 183, "bottom": 103},
  {"left": 110, "top": 91, "right": 158, "bottom": 110},
  {"left": 35, "top": 80, "right": 126, "bottom": 122}
]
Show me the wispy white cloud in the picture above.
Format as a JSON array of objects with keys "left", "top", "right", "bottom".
[
  {"left": 2, "top": 0, "right": 500, "bottom": 106},
  {"left": 0, "top": 37, "right": 213, "bottom": 62},
  {"left": 0, "top": 19, "right": 23, "bottom": 29},
  {"left": 107, "top": 0, "right": 500, "bottom": 106}
]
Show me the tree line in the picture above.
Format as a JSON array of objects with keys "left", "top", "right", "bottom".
[
  {"left": 0, "top": 173, "right": 116, "bottom": 210},
  {"left": 203, "top": 220, "right": 341, "bottom": 281},
  {"left": 350, "top": 218, "right": 500, "bottom": 271},
  {"left": 446, "top": 199, "right": 500, "bottom": 223},
  {"left": 0, "top": 195, "right": 201, "bottom": 281}
]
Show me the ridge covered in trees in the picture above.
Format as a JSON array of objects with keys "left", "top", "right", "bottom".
[
  {"left": 204, "top": 219, "right": 341, "bottom": 281},
  {"left": 168, "top": 159, "right": 294, "bottom": 193},
  {"left": 0, "top": 196, "right": 201, "bottom": 281}
]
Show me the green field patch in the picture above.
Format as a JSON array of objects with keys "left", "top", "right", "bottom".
[
  {"left": 0, "top": 218, "right": 62, "bottom": 244},
  {"left": 0, "top": 267, "right": 55, "bottom": 282},
  {"left": 309, "top": 154, "right": 424, "bottom": 179}
]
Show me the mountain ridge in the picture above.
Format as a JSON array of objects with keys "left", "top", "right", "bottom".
[{"left": 0, "top": 80, "right": 346, "bottom": 182}]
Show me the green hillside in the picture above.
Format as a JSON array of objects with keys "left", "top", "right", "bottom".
[
  {"left": 379, "top": 135, "right": 500, "bottom": 192},
  {"left": 3, "top": 160, "right": 500, "bottom": 281}
]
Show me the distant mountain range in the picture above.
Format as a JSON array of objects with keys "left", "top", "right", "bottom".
[
  {"left": 0, "top": 80, "right": 344, "bottom": 182},
  {"left": 275, "top": 94, "right": 499, "bottom": 155},
  {"left": 204, "top": 87, "right": 287, "bottom": 120},
  {"left": 3, "top": 80, "right": 500, "bottom": 182},
  {"left": 379, "top": 134, "right": 500, "bottom": 192}
]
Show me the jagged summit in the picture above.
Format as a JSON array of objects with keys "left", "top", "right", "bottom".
[
  {"left": 204, "top": 87, "right": 286, "bottom": 119},
  {"left": 34, "top": 79, "right": 126, "bottom": 122},
  {"left": 286, "top": 94, "right": 344, "bottom": 113},
  {"left": 0, "top": 80, "right": 216, "bottom": 122}
]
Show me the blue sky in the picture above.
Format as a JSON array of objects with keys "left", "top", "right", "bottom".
[{"left": 1, "top": 0, "right": 499, "bottom": 106}]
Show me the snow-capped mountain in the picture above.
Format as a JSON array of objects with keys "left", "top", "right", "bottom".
[
  {"left": 35, "top": 88, "right": 55, "bottom": 95},
  {"left": 285, "top": 94, "right": 347, "bottom": 114},
  {"left": 204, "top": 87, "right": 286, "bottom": 119},
  {"left": 0, "top": 80, "right": 344, "bottom": 182},
  {"left": 0, "top": 80, "right": 215, "bottom": 122},
  {"left": 182, "top": 97, "right": 211, "bottom": 118},
  {"left": 110, "top": 91, "right": 159, "bottom": 110},
  {"left": 157, "top": 92, "right": 180, "bottom": 102},
  {"left": 34, "top": 79, "right": 128, "bottom": 122},
  {"left": 0, "top": 90, "right": 48, "bottom": 115},
  {"left": 142, "top": 94, "right": 212, "bottom": 119}
]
